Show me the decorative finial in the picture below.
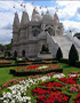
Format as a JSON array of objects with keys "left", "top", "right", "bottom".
[
  {"left": 55, "top": 7, "right": 58, "bottom": 13},
  {"left": 13, "top": 5, "right": 17, "bottom": 13}
]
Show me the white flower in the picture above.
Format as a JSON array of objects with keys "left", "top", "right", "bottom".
[
  {"left": 53, "top": 73, "right": 65, "bottom": 78},
  {"left": 25, "top": 96, "right": 31, "bottom": 100},
  {"left": 3, "top": 100, "right": 8, "bottom": 103},
  {"left": 38, "top": 65, "right": 49, "bottom": 70},
  {"left": 69, "top": 74, "right": 77, "bottom": 77},
  {"left": 11, "top": 100, "right": 15, "bottom": 103}
]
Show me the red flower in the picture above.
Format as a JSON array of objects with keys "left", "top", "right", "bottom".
[{"left": 59, "top": 76, "right": 77, "bottom": 84}]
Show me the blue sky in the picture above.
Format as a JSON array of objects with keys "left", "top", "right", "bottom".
[{"left": 0, "top": 0, "right": 80, "bottom": 44}]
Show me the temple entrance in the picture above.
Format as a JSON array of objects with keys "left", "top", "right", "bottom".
[{"left": 40, "top": 44, "right": 50, "bottom": 54}]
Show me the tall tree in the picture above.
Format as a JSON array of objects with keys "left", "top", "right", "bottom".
[
  {"left": 56, "top": 47, "right": 63, "bottom": 60},
  {"left": 69, "top": 44, "right": 79, "bottom": 66}
]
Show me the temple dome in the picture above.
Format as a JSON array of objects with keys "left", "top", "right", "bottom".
[
  {"left": 31, "top": 14, "right": 42, "bottom": 22},
  {"left": 42, "top": 11, "right": 52, "bottom": 23}
]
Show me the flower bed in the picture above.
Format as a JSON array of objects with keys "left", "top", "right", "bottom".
[
  {"left": 66, "top": 84, "right": 80, "bottom": 93},
  {"left": 1, "top": 73, "right": 80, "bottom": 103},
  {"left": 15, "top": 64, "right": 60, "bottom": 72},
  {"left": 67, "top": 71, "right": 80, "bottom": 77},
  {"left": 32, "top": 87, "right": 70, "bottom": 103},
  {"left": 0, "top": 60, "right": 12, "bottom": 64},
  {"left": 59, "top": 76, "right": 78, "bottom": 84},
  {"left": 0, "top": 79, "right": 24, "bottom": 90},
  {"left": 0, "top": 60, "right": 13, "bottom": 68},
  {"left": 41, "top": 81, "right": 64, "bottom": 88},
  {"left": 10, "top": 64, "right": 63, "bottom": 76},
  {"left": 0, "top": 76, "right": 51, "bottom": 103},
  {"left": 0, "top": 60, "right": 12, "bottom": 66},
  {"left": 75, "top": 93, "right": 80, "bottom": 103}
]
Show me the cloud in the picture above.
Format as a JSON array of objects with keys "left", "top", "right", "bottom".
[
  {"left": 62, "top": 20, "right": 80, "bottom": 34},
  {"left": 0, "top": 29, "right": 12, "bottom": 44},
  {"left": 2, "top": 23, "right": 12, "bottom": 30},
  {"left": 56, "top": 0, "right": 80, "bottom": 19}
]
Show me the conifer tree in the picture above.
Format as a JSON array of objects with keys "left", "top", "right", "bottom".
[
  {"left": 69, "top": 44, "right": 79, "bottom": 66},
  {"left": 56, "top": 47, "right": 63, "bottom": 60}
]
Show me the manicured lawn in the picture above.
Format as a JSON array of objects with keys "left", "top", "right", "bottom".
[
  {"left": 59, "top": 63, "right": 80, "bottom": 74},
  {"left": 0, "top": 67, "right": 25, "bottom": 84},
  {"left": 0, "top": 62, "right": 80, "bottom": 84}
]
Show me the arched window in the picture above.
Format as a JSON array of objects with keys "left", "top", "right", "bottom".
[{"left": 22, "top": 50, "right": 25, "bottom": 57}]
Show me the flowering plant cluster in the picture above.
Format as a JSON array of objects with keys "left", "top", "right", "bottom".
[
  {"left": 59, "top": 76, "right": 78, "bottom": 84},
  {"left": 41, "top": 81, "right": 64, "bottom": 88},
  {"left": 0, "top": 75, "right": 51, "bottom": 103},
  {"left": 66, "top": 84, "right": 80, "bottom": 93},
  {"left": 2, "top": 72, "right": 80, "bottom": 103},
  {"left": 67, "top": 71, "right": 80, "bottom": 77},
  {"left": 53, "top": 73, "right": 65, "bottom": 78},
  {"left": 0, "top": 79, "right": 24, "bottom": 90},
  {"left": 75, "top": 93, "right": 80, "bottom": 103},
  {"left": 0, "top": 60, "right": 12, "bottom": 64},
  {"left": 0, "top": 73, "right": 66, "bottom": 103},
  {"left": 33, "top": 87, "right": 69, "bottom": 103},
  {"left": 15, "top": 64, "right": 61, "bottom": 73}
]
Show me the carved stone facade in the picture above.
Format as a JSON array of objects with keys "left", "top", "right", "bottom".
[{"left": 12, "top": 8, "right": 63, "bottom": 57}]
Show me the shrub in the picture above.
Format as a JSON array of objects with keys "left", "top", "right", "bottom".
[
  {"left": 69, "top": 44, "right": 79, "bottom": 66},
  {"left": 56, "top": 47, "right": 63, "bottom": 60},
  {"left": 75, "top": 61, "right": 80, "bottom": 67},
  {"left": 59, "top": 58, "right": 69, "bottom": 64},
  {"left": 22, "top": 50, "right": 25, "bottom": 57}
]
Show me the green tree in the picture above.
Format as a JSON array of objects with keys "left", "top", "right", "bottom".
[
  {"left": 22, "top": 50, "right": 25, "bottom": 57},
  {"left": 56, "top": 47, "right": 63, "bottom": 60},
  {"left": 14, "top": 51, "right": 17, "bottom": 58},
  {"left": 69, "top": 44, "right": 79, "bottom": 66}
]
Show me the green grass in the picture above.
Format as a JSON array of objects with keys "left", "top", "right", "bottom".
[
  {"left": 59, "top": 63, "right": 80, "bottom": 74},
  {"left": 0, "top": 67, "right": 26, "bottom": 84},
  {"left": 0, "top": 63, "right": 80, "bottom": 84}
]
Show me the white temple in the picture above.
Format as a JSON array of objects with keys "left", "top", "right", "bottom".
[{"left": 12, "top": 8, "right": 80, "bottom": 59}]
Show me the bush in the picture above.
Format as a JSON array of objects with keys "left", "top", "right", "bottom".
[
  {"left": 59, "top": 58, "right": 69, "bottom": 64},
  {"left": 75, "top": 61, "right": 80, "bottom": 67},
  {"left": 69, "top": 44, "right": 79, "bottom": 66},
  {"left": 56, "top": 47, "right": 63, "bottom": 60}
]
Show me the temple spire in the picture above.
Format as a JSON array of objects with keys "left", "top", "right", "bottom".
[
  {"left": 21, "top": 11, "right": 29, "bottom": 26},
  {"left": 13, "top": 12, "right": 19, "bottom": 31},
  {"left": 54, "top": 12, "right": 59, "bottom": 22}
]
